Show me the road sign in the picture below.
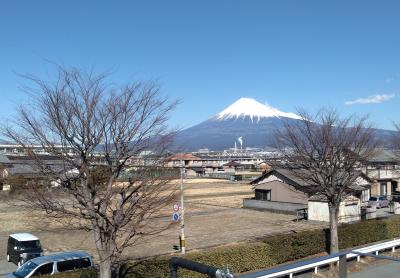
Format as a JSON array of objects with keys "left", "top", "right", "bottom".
[
  {"left": 172, "top": 212, "right": 181, "bottom": 222},
  {"left": 173, "top": 203, "right": 180, "bottom": 212}
]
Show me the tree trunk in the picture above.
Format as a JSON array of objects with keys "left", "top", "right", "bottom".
[
  {"left": 329, "top": 204, "right": 340, "bottom": 254},
  {"left": 99, "top": 257, "right": 112, "bottom": 278},
  {"left": 94, "top": 228, "right": 114, "bottom": 278}
]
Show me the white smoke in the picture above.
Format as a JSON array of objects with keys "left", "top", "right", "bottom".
[{"left": 238, "top": 136, "right": 243, "bottom": 148}]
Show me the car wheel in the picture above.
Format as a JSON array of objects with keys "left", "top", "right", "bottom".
[{"left": 6, "top": 254, "right": 9, "bottom": 262}]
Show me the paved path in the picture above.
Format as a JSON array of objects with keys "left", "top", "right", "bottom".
[
  {"left": 0, "top": 261, "right": 16, "bottom": 277},
  {"left": 350, "top": 260, "right": 400, "bottom": 278}
]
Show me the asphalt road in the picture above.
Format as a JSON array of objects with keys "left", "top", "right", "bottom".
[
  {"left": 350, "top": 260, "right": 400, "bottom": 278},
  {"left": 0, "top": 261, "right": 17, "bottom": 277}
]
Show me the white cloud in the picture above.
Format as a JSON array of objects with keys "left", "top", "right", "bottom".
[
  {"left": 345, "top": 94, "right": 395, "bottom": 105},
  {"left": 386, "top": 77, "right": 394, "bottom": 83}
]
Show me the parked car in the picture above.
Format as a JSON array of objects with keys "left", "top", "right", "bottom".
[
  {"left": 6, "top": 251, "right": 94, "bottom": 278},
  {"left": 7, "top": 233, "right": 43, "bottom": 267},
  {"left": 368, "top": 196, "right": 390, "bottom": 209}
]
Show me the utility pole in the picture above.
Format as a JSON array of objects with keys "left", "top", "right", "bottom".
[{"left": 180, "top": 159, "right": 186, "bottom": 254}]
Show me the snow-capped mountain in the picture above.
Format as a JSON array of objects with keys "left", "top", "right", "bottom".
[
  {"left": 173, "top": 98, "right": 304, "bottom": 151},
  {"left": 173, "top": 97, "right": 396, "bottom": 151},
  {"left": 216, "top": 97, "right": 301, "bottom": 122}
]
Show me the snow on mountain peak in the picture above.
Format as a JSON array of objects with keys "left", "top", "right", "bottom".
[{"left": 216, "top": 97, "right": 301, "bottom": 121}]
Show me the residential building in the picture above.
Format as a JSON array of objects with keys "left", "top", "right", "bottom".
[{"left": 244, "top": 168, "right": 372, "bottom": 223}]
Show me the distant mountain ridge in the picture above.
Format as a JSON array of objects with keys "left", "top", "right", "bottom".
[
  {"left": 173, "top": 98, "right": 304, "bottom": 151},
  {"left": 173, "top": 98, "right": 396, "bottom": 152}
]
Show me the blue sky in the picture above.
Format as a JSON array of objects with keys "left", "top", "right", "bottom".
[{"left": 1, "top": 1, "right": 400, "bottom": 130}]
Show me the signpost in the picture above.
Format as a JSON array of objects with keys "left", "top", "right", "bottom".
[
  {"left": 171, "top": 159, "right": 186, "bottom": 254},
  {"left": 172, "top": 212, "right": 181, "bottom": 222},
  {"left": 180, "top": 159, "right": 186, "bottom": 254}
]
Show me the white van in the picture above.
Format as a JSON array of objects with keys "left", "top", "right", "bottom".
[{"left": 6, "top": 251, "right": 94, "bottom": 278}]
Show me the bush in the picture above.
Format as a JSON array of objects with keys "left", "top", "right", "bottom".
[
  {"left": 122, "top": 217, "right": 400, "bottom": 278},
  {"left": 43, "top": 269, "right": 98, "bottom": 278},
  {"left": 262, "top": 229, "right": 326, "bottom": 264}
]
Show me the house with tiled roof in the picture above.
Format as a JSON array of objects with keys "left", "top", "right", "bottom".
[{"left": 244, "top": 168, "right": 373, "bottom": 223}]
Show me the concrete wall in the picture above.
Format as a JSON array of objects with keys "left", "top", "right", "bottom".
[
  {"left": 308, "top": 197, "right": 361, "bottom": 223},
  {"left": 307, "top": 201, "right": 329, "bottom": 222},
  {"left": 371, "top": 182, "right": 379, "bottom": 196},
  {"left": 243, "top": 199, "right": 307, "bottom": 215},
  {"left": 371, "top": 181, "right": 392, "bottom": 196},
  {"left": 255, "top": 180, "right": 308, "bottom": 205}
]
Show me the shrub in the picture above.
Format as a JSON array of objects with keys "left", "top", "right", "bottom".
[
  {"left": 262, "top": 229, "right": 326, "bottom": 264},
  {"left": 43, "top": 269, "right": 98, "bottom": 278},
  {"left": 338, "top": 219, "right": 388, "bottom": 249},
  {"left": 122, "top": 217, "right": 400, "bottom": 278}
]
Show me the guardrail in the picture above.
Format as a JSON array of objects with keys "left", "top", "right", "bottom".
[
  {"left": 170, "top": 238, "right": 400, "bottom": 278},
  {"left": 237, "top": 238, "right": 400, "bottom": 278}
]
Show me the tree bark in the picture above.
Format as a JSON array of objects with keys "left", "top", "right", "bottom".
[
  {"left": 329, "top": 204, "right": 340, "bottom": 254},
  {"left": 99, "top": 256, "right": 112, "bottom": 278},
  {"left": 95, "top": 228, "right": 113, "bottom": 278}
]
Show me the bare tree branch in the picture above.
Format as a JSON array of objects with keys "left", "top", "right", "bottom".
[
  {"left": 3, "top": 67, "right": 179, "bottom": 278},
  {"left": 274, "top": 109, "right": 378, "bottom": 254}
]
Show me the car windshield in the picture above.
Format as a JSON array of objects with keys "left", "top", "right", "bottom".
[
  {"left": 369, "top": 197, "right": 377, "bottom": 201},
  {"left": 19, "top": 240, "right": 41, "bottom": 250},
  {"left": 14, "top": 261, "right": 38, "bottom": 278}
]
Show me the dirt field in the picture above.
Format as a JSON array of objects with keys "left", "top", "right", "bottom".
[{"left": 0, "top": 180, "right": 326, "bottom": 262}]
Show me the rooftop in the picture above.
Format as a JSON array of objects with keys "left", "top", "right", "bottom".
[
  {"left": 10, "top": 233, "right": 39, "bottom": 242},
  {"left": 368, "top": 149, "right": 400, "bottom": 163},
  {"left": 167, "top": 153, "right": 202, "bottom": 161},
  {"left": 29, "top": 251, "right": 92, "bottom": 265}
]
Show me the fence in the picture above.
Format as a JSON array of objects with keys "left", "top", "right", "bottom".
[
  {"left": 237, "top": 238, "right": 400, "bottom": 278},
  {"left": 170, "top": 238, "right": 400, "bottom": 278}
]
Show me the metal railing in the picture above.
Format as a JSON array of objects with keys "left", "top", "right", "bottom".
[
  {"left": 170, "top": 238, "right": 400, "bottom": 278},
  {"left": 238, "top": 238, "right": 400, "bottom": 278}
]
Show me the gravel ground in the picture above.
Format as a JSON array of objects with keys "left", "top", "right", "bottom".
[{"left": 0, "top": 181, "right": 326, "bottom": 265}]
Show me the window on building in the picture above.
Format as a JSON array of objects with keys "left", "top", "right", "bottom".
[
  {"left": 255, "top": 189, "right": 271, "bottom": 201},
  {"left": 380, "top": 182, "right": 387, "bottom": 196},
  {"left": 361, "top": 189, "right": 370, "bottom": 203}
]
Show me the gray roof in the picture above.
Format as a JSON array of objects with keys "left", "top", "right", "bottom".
[
  {"left": 0, "top": 154, "right": 11, "bottom": 164},
  {"left": 7, "top": 165, "right": 41, "bottom": 176},
  {"left": 252, "top": 168, "right": 371, "bottom": 193},
  {"left": 251, "top": 168, "right": 315, "bottom": 187},
  {"left": 29, "top": 251, "right": 92, "bottom": 265},
  {"left": 7, "top": 163, "right": 71, "bottom": 177},
  {"left": 368, "top": 149, "right": 400, "bottom": 163}
]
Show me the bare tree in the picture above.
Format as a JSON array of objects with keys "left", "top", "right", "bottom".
[
  {"left": 275, "top": 109, "right": 377, "bottom": 254},
  {"left": 391, "top": 122, "right": 400, "bottom": 150},
  {"left": 4, "top": 67, "right": 179, "bottom": 278}
]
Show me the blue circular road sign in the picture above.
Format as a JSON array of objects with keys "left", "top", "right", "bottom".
[{"left": 172, "top": 212, "right": 181, "bottom": 222}]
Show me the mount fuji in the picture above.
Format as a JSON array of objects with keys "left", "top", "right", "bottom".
[{"left": 173, "top": 98, "right": 304, "bottom": 151}]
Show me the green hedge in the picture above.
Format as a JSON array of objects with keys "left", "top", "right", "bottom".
[
  {"left": 122, "top": 217, "right": 400, "bottom": 278},
  {"left": 42, "top": 269, "right": 97, "bottom": 278}
]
